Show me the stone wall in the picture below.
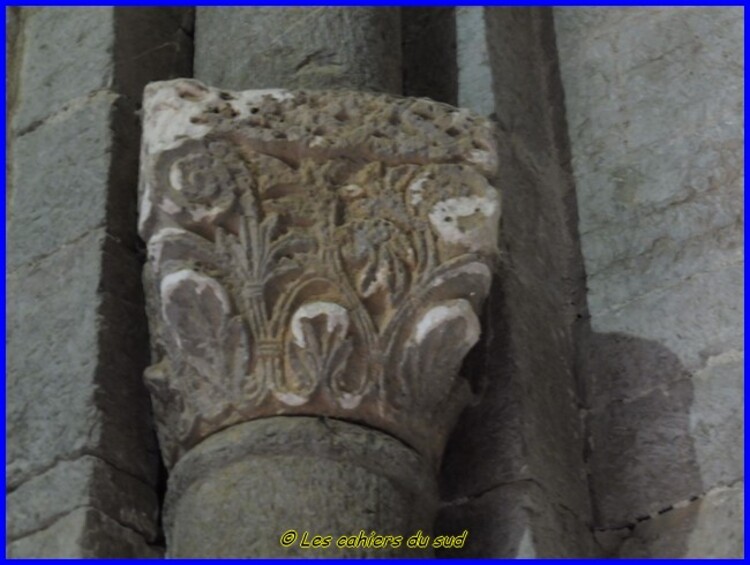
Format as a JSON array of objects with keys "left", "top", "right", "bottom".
[
  {"left": 6, "top": 8, "right": 193, "bottom": 556},
  {"left": 555, "top": 7, "right": 744, "bottom": 557}
]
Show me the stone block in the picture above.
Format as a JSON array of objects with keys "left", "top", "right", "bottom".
[
  {"left": 6, "top": 229, "right": 156, "bottom": 489},
  {"left": 13, "top": 8, "right": 194, "bottom": 133},
  {"left": 195, "top": 7, "right": 401, "bottom": 93},
  {"left": 591, "top": 262, "right": 743, "bottom": 372},
  {"left": 6, "top": 507, "right": 162, "bottom": 558},
  {"left": 7, "top": 455, "right": 159, "bottom": 542},
  {"left": 588, "top": 378, "right": 702, "bottom": 527},
  {"left": 589, "top": 354, "right": 744, "bottom": 530},
  {"left": 9, "top": 95, "right": 116, "bottom": 270},
  {"left": 14, "top": 8, "right": 115, "bottom": 133},
  {"left": 619, "top": 482, "right": 743, "bottom": 557},
  {"left": 689, "top": 351, "right": 744, "bottom": 491},
  {"left": 436, "top": 480, "right": 597, "bottom": 557},
  {"left": 447, "top": 8, "right": 592, "bottom": 553},
  {"left": 575, "top": 129, "right": 742, "bottom": 235},
  {"left": 557, "top": 9, "right": 742, "bottom": 156},
  {"left": 557, "top": 8, "right": 745, "bottom": 552},
  {"left": 554, "top": 8, "right": 664, "bottom": 54},
  {"left": 456, "top": 7, "right": 494, "bottom": 116}
]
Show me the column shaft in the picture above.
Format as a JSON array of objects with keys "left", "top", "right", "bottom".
[{"left": 194, "top": 7, "right": 401, "bottom": 93}]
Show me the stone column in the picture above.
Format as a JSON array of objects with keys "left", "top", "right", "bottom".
[
  {"left": 194, "top": 7, "right": 401, "bottom": 93},
  {"left": 138, "top": 79, "right": 500, "bottom": 556}
]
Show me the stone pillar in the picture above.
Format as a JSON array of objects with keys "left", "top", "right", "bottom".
[
  {"left": 138, "top": 79, "right": 500, "bottom": 556},
  {"left": 436, "top": 8, "right": 596, "bottom": 558},
  {"left": 194, "top": 7, "right": 401, "bottom": 93},
  {"left": 6, "top": 8, "right": 193, "bottom": 557}
]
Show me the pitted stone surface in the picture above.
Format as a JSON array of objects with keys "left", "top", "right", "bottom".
[{"left": 138, "top": 79, "right": 500, "bottom": 469}]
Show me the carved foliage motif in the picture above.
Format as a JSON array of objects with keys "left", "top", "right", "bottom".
[{"left": 139, "top": 81, "right": 500, "bottom": 467}]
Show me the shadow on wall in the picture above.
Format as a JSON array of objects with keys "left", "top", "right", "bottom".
[
  {"left": 435, "top": 310, "right": 703, "bottom": 557},
  {"left": 583, "top": 331, "right": 701, "bottom": 557}
]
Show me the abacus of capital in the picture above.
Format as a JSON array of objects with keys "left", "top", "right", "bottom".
[{"left": 138, "top": 79, "right": 501, "bottom": 557}]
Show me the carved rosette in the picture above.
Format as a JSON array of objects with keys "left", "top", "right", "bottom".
[{"left": 138, "top": 79, "right": 500, "bottom": 468}]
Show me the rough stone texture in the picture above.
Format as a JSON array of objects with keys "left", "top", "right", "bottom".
[
  {"left": 138, "top": 79, "right": 500, "bottom": 470},
  {"left": 194, "top": 8, "right": 401, "bottom": 94},
  {"left": 6, "top": 229, "right": 156, "bottom": 490},
  {"left": 6, "top": 508, "right": 162, "bottom": 558},
  {"left": 12, "top": 8, "right": 192, "bottom": 134},
  {"left": 437, "top": 480, "right": 599, "bottom": 557},
  {"left": 165, "top": 418, "right": 437, "bottom": 557},
  {"left": 6, "top": 7, "right": 194, "bottom": 557},
  {"left": 9, "top": 95, "right": 118, "bottom": 269},
  {"left": 588, "top": 344, "right": 744, "bottom": 528},
  {"left": 439, "top": 8, "right": 594, "bottom": 557},
  {"left": 619, "top": 482, "right": 744, "bottom": 558},
  {"left": 7, "top": 455, "right": 159, "bottom": 543},
  {"left": 455, "top": 8, "right": 493, "bottom": 117},
  {"left": 555, "top": 8, "right": 744, "bottom": 551},
  {"left": 13, "top": 8, "right": 115, "bottom": 134}
]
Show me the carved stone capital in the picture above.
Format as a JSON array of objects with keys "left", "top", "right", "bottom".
[{"left": 138, "top": 79, "right": 500, "bottom": 468}]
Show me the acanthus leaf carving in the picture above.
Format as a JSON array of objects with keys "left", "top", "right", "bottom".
[{"left": 138, "top": 80, "right": 501, "bottom": 468}]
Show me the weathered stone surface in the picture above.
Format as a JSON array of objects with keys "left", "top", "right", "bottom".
[
  {"left": 556, "top": 8, "right": 742, "bottom": 175},
  {"left": 688, "top": 350, "right": 744, "bottom": 492},
  {"left": 444, "top": 8, "right": 594, "bottom": 557},
  {"left": 6, "top": 7, "right": 22, "bottom": 218},
  {"left": 442, "top": 249, "right": 590, "bottom": 522},
  {"left": 7, "top": 456, "right": 159, "bottom": 543},
  {"left": 138, "top": 79, "right": 499, "bottom": 469},
  {"left": 455, "top": 8, "right": 494, "bottom": 116},
  {"left": 7, "top": 7, "right": 194, "bottom": 559},
  {"left": 6, "top": 507, "right": 162, "bottom": 558},
  {"left": 580, "top": 145, "right": 742, "bottom": 313},
  {"left": 9, "top": 10, "right": 194, "bottom": 270},
  {"left": 13, "top": 8, "right": 115, "bottom": 133},
  {"left": 588, "top": 378, "right": 701, "bottom": 527},
  {"left": 556, "top": 8, "right": 744, "bottom": 548},
  {"left": 12, "top": 8, "right": 193, "bottom": 134},
  {"left": 195, "top": 8, "right": 401, "bottom": 94},
  {"left": 619, "top": 482, "right": 744, "bottom": 558},
  {"left": 436, "top": 480, "right": 599, "bottom": 558},
  {"left": 9, "top": 96, "right": 115, "bottom": 269},
  {"left": 588, "top": 347, "right": 743, "bottom": 528},
  {"left": 165, "top": 417, "right": 436, "bottom": 557},
  {"left": 591, "top": 262, "right": 743, "bottom": 373},
  {"left": 6, "top": 229, "right": 157, "bottom": 490}
]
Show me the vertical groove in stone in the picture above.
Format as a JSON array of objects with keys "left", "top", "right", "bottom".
[
  {"left": 105, "top": 7, "right": 196, "bottom": 553},
  {"left": 401, "top": 8, "right": 457, "bottom": 105},
  {"left": 193, "top": 7, "right": 401, "bottom": 94}
]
